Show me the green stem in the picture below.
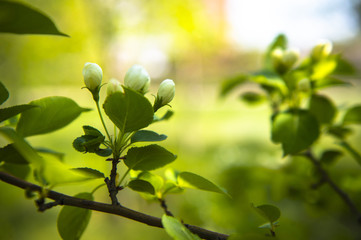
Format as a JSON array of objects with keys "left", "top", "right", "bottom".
[
  {"left": 118, "top": 168, "right": 131, "bottom": 187},
  {"left": 91, "top": 183, "right": 106, "bottom": 195},
  {"left": 95, "top": 101, "right": 112, "bottom": 144}
]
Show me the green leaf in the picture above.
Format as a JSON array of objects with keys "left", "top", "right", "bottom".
[
  {"left": 309, "top": 94, "right": 336, "bottom": 124},
  {"left": 311, "top": 57, "right": 337, "bottom": 80},
  {"left": 314, "top": 77, "right": 350, "bottom": 89},
  {"left": 240, "top": 92, "right": 266, "bottom": 105},
  {"left": 82, "top": 125, "right": 103, "bottom": 137},
  {"left": 177, "top": 172, "right": 229, "bottom": 196},
  {"left": 0, "top": 1, "right": 68, "bottom": 36},
  {"left": 16, "top": 96, "right": 90, "bottom": 137},
  {"left": 333, "top": 56, "right": 356, "bottom": 76},
  {"left": 0, "top": 81, "right": 9, "bottom": 105},
  {"left": 339, "top": 141, "right": 361, "bottom": 166},
  {"left": 320, "top": 150, "right": 343, "bottom": 165},
  {"left": 343, "top": 105, "right": 361, "bottom": 125},
  {"left": 0, "top": 127, "right": 100, "bottom": 185},
  {"left": 137, "top": 171, "right": 164, "bottom": 193},
  {"left": 128, "top": 179, "right": 155, "bottom": 195},
  {"left": 0, "top": 144, "right": 28, "bottom": 164},
  {"left": 153, "top": 110, "right": 174, "bottom": 123},
  {"left": 57, "top": 193, "right": 93, "bottom": 240},
  {"left": 72, "top": 168, "right": 105, "bottom": 178},
  {"left": 124, "top": 145, "right": 176, "bottom": 171},
  {"left": 72, "top": 125, "right": 110, "bottom": 156},
  {"left": 327, "top": 125, "right": 352, "bottom": 139},
  {"left": 163, "top": 180, "right": 183, "bottom": 195},
  {"left": 252, "top": 204, "right": 281, "bottom": 223},
  {"left": 0, "top": 104, "right": 37, "bottom": 123},
  {"left": 131, "top": 130, "right": 167, "bottom": 143},
  {"left": 271, "top": 109, "right": 320, "bottom": 155},
  {"left": 162, "top": 215, "right": 202, "bottom": 240},
  {"left": 103, "top": 88, "right": 154, "bottom": 133},
  {"left": 220, "top": 74, "right": 248, "bottom": 97},
  {"left": 264, "top": 34, "right": 287, "bottom": 70},
  {"left": 0, "top": 162, "right": 31, "bottom": 179},
  {"left": 35, "top": 147, "right": 64, "bottom": 161}
]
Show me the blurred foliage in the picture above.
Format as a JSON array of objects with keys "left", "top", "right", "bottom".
[{"left": 1, "top": 1, "right": 361, "bottom": 240}]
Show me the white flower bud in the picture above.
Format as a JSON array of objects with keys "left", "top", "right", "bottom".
[
  {"left": 82, "top": 62, "right": 103, "bottom": 91},
  {"left": 157, "top": 79, "right": 175, "bottom": 105},
  {"left": 107, "top": 78, "right": 123, "bottom": 96},
  {"left": 311, "top": 40, "right": 333, "bottom": 61},
  {"left": 283, "top": 48, "right": 299, "bottom": 67},
  {"left": 124, "top": 65, "right": 150, "bottom": 94}
]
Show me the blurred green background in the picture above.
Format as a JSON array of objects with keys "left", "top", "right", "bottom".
[{"left": 1, "top": 0, "right": 361, "bottom": 239}]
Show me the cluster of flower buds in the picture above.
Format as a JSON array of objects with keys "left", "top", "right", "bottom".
[
  {"left": 271, "top": 47, "right": 300, "bottom": 75},
  {"left": 311, "top": 40, "right": 333, "bottom": 61},
  {"left": 82, "top": 62, "right": 175, "bottom": 111}
]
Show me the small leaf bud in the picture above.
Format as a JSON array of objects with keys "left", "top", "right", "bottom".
[
  {"left": 124, "top": 65, "right": 151, "bottom": 94},
  {"left": 107, "top": 78, "right": 123, "bottom": 96}
]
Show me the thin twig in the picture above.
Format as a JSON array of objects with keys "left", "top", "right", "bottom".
[
  {"left": 303, "top": 150, "right": 361, "bottom": 223},
  {"left": 0, "top": 171, "right": 229, "bottom": 240},
  {"left": 159, "top": 198, "right": 174, "bottom": 216}
]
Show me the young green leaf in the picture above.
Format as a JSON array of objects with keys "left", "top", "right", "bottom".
[
  {"left": 103, "top": 88, "right": 154, "bottom": 133},
  {"left": 314, "top": 77, "right": 349, "bottom": 89},
  {"left": 35, "top": 147, "right": 65, "bottom": 161},
  {"left": 271, "top": 109, "right": 320, "bottom": 155},
  {"left": 0, "top": 81, "right": 9, "bottom": 105},
  {"left": 320, "top": 150, "right": 343, "bottom": 165},
  {"left": 177, "top": 172, "right": 229, "bottom": 196},
  {"left": 136, "top": 171, "right": 164, "bottom": 193},
  {"left": 128, "top": 179, "right": 155, "bottom": 195},
  {"left": 252, "top": 204, "right": 281, "bottom": 223},
  {"left": 309, "top": 94, "right": 336, "bottom": 124},
  {"left": 16, "top": 96, "right": 90, "bottom": 137},
  {"left": 343, "top": 105, "right": 361, "bottom": 125},
  {"left": 72, "top": 168, "right": 105, "bottom": 178},
  {"left": 338, "top": 141, "right": 361, "bottom": 166},
  {"left": 124, "top": 145, "right": 176, "bottom": 171},
  {"left": 311, "top": 57, "right": 337, "bottom": 80},
  {"left": 220, "top": 74, "right": 248, "bottom": 97},
  {"left": 0, "top": 144, "right": 28, "bottom": 164},
  {"left": 0, "top": 104, "right": 37, "bottom": 123},
  {"left": 57, "top": 193, "right": 93, "bottom": 240},
  {"left": 240, "top": 92, "right": 266, "bottom": 105},
  {"left": 153, "top": 110, "right": 174, "bottom": 123},
  {"left": 161, "top": 214, "right": 202, "bottom": 240},
  {"left": 0, "top": 1, "right": 68, "bottom": 36},
  {"left": 131, "top": 130, "right": 167, "bottom": 143},
  {"left": 72, "top": 125, "right": 110, "bottom": 156},
  {"left": 327, "top": 125, "right": 352, "bottom": 139}
]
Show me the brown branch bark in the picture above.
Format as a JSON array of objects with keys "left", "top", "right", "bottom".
[
  {"left": 303, "top": 150, "right": 361, "bottom": 223},
  {"left": 0, "top": 171, "right": 229, "bottom": 240}
]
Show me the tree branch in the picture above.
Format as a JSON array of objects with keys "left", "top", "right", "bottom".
[
  {"left": 0, "top": 171, "right": 229, "bottom": 240},
  {"left": 303, "top": 150, "right": 361, "bottom": 223}
]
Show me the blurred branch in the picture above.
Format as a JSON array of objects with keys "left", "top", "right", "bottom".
[
  {"left": 303, "top": 150, "right": 361, "bottom": 223},
  {"left": 0, "top": 171, "right": 229, "bottom": 240}
]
